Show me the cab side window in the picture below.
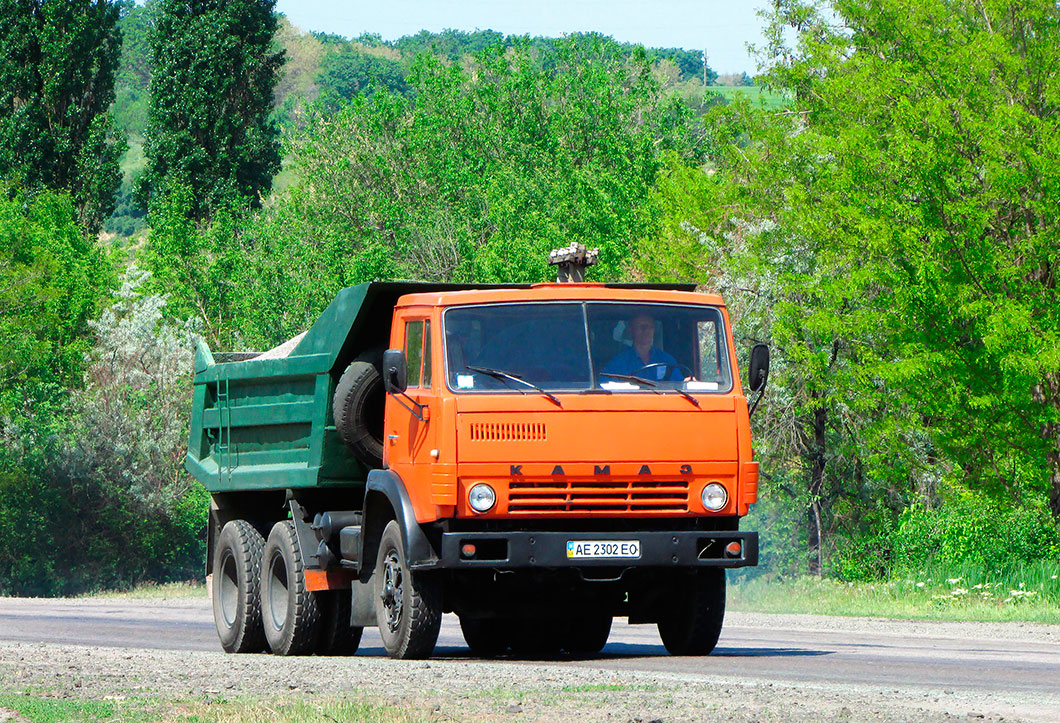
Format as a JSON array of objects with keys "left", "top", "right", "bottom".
[
  {"left": 405, "top": 320, "right": 424, "bottom": 388},
  {"left": 422, "top": 320, "right": 432, "bottom": 387}
]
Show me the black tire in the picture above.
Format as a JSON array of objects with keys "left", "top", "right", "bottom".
[
  {"left": 333, "top": 359, "right": 384, "bottom": 469},
  {"left": 564, "top": 615, "right": 612, "bottom": 654},
  {"left": 261, "top": 521, "right": 321, "bottom": 655},
  {"left": 212, "top": 519, "right": 266, "bottom": 654},
  {"left": 374, "top": 520, "right": 442, "bottom": 659},
  {"left": 657, "top": 569, "right": 726, "bottom": 656},
  {"left": 508, "top": 618, "right": 563, "bottom": 658},
  {"left": 459, "top": 616, "right": 510, "bottom": 657},
  {"left": 316, "top": 589, "right": 364, "bottom": 656}
]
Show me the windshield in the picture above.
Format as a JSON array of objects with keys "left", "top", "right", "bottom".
[{"left": 443, "top": 302, "right": 732, "bottom": 393}]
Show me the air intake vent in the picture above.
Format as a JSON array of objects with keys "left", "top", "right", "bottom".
[{"left": 469, "top": 422, "right": 547, "bottom": 442}]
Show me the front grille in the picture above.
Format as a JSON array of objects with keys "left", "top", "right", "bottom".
[
  {"left": 468, "top": 422, "right": 547, "bottom": 442},
  {"left": 508, "top": 479, "right": 689, "bottom": 513}
]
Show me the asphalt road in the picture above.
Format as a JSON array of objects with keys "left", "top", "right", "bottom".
[
  {"left": 3, "top": 597, "right": 1060, "bottom": 689},
  {"left": 1, "top": 596, "right": 1059, "bottom": 719}
]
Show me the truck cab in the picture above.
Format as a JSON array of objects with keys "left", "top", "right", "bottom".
[{"left": 187, "top": 279, "right": 766, "bottom": 660}]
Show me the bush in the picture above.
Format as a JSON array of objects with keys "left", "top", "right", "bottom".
[
  {"left": 0, "top": 269, "right": 208, "bottom": 595},
  {"left": 891, "top": 496, "right": 1060, "bottom": 574}
]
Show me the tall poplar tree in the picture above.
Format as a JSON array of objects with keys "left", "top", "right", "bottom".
[
  {"left": 140, "top": 0, "right": 283, "bottom": 220},
  {"left": 0, "top": 0, "right": 124, "bottom": 234}
]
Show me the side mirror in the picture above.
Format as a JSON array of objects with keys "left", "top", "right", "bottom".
[
  {"left": 748, "top": 344, "right": 770, "bottom": 393},
  {"left": 382, "top": 349, "right": 407, "bottom": 394}
]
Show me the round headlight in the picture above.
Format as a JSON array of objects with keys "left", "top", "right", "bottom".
[
  {"left": 468, "top": 484, "right": 496, "bottom": 513},
  {"left": 701, "top": 483, "right": 728, "bottom": 512}
]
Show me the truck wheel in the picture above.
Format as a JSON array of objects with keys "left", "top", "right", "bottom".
[
  {"left": 508, "top": 618, "right": 562, "bottom": 658},
  {"left": 212, "top": 519, "right": 266, "bottom": 654},
  {"left": 657, "top": 569, "right": 726, "bottom": 655},
  {"left": 459, "top": 616, "right": 510, "bottom": 657},
  {"left": 564, "top": 614, "right": 612, "bottom": 654},
  {"left": 316, "top": 589, "right": 363, "bottom": 655},
  {"left": 261, "top": 521, "right": 321, "bottom": 655},
  {"left": 374, "top": 520, "right": 441, "bottom": 659},
  {"left": 333, "top": 359, "right": 384, "bottom": 469}
]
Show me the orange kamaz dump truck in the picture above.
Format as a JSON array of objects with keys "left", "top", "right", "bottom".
[{"left": 186, "top": 250, "right": 768, "bottom": 659}]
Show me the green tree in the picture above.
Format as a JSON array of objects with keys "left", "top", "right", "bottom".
[
  {"left": 222, "top": 36, "right": 704, "bottom": 348},
  {"left": 0, "top": 0, "right": 125, "bottom": 233},
  {"left": 753, "top": 0, "right": 1060, "bottom": 522},
  {"left": 316, "top": 49, "right": 409, "bottom": 105},
  {"left": 112, "top": 0, "right": 157, "bottom": 135},
  {"left": 0, "top": 190, "right": 107, "bottom": 402},
  {"left": 644, "top": 0, "right": 1060, "bottom": 581},
  {"left": 140, "top": 0, "right": 283, "bottom": 219}
]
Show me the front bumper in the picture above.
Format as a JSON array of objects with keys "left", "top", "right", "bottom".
[{"left": 437, "top": 530, "right": 758, "bottom": 569}]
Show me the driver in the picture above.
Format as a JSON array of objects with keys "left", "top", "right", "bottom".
[{"left": 601, "top": 313, "right": 682, "bottom": 382}]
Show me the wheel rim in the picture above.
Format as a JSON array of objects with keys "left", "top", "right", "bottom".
[
  {"left": 380, "top": 549, "right": 404, "bottom": 633},
  {"left": 219, "top": 550, "right": 239, "bottom": 627},
  {"left": 267, "top": 551, "right": 290, "bottom": 630}
]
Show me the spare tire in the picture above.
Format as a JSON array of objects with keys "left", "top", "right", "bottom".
[{"left": 333, "top": 359, "right": 385, "bottom": 468}]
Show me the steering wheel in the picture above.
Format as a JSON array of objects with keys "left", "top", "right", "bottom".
[{"left": 631, "top": 362, "right": 693, "bottom": 381}]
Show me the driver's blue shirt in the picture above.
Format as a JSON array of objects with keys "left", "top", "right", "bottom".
[{"left": 601, "top": 346, "right": 682, "bottom": 381}]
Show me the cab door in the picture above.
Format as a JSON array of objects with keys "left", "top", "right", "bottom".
[{"left": 384, "top": 315, "right": 440, "bottom": 519}]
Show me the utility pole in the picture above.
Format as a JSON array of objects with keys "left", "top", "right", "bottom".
[{"left": 702, "top": 50, "right": 709, "bottom": 85}]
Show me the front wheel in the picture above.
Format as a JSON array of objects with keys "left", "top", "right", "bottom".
[
  {"left": 657, "top": 568, "right": 726, "bottom": 655},
  {"left": 374, "top": 520, "right": 442, "bottom": 659}
]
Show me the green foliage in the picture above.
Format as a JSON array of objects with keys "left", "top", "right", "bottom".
[
  {"left": 140, "top": 0, "right": 283, "bottom": 219},
  {"left": 316, "top": 49, "right": 409, "bottom": 105},
  {"left": 0, "top": 0, "right": 125, "bottom": 233},
  {"left": 220, "top": 35, "right": 703, "bottom": 348},
  {"left": 112, "top": 0, "right": 156, "bottom": 135},
  {"left": 0, "top": 189, "right": 108, "bottom": 398},
  {"left": 393, "top": 28, "right": 508, "bottom": 61},
  {"left": 753, "top": 0, "right": 1060, "bottom": 520},
  {"left": 891, "top": 497, "right": 1060, "bottom": 574},
  {"left": 0, "top": 269, "right": 207, "bottom": 596},
  {"left": 640, "top": 0, "right": 1060, "bottom": 578},
  {"left": 140, "top": 183, "right": 247, "bottom": 344}
]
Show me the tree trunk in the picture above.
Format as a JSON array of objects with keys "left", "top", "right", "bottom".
[
  {"left": 1046, "top": 429, "right": 1060, "bottom": 522},
  {"left": 807, "top": 402, "right": 827, "bottom": 577},
  {"left": 1035, "top": 373, "right": 1060, "bottom": 522}
]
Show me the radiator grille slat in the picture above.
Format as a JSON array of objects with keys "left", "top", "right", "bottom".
[
  {"left": 507, "top": 479, "right": 689, "bottom": 513},
  {"left": 468, "top": 422, "right": 547, "bottom": 442}
]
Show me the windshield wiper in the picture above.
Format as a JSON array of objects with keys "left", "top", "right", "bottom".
[
  {"left": 599, "top": 372, "right": 700, "bottom": 408},
  {"left": 465, "top": 365, "right": 563, "bottom": 408}
]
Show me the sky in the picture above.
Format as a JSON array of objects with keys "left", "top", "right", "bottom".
[{"left": 273, "top": 1, "right": 770, "bottom": 74}]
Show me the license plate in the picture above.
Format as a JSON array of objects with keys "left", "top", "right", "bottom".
[{"left": 566, "top": 540, "right": 641, "bottom": 560}]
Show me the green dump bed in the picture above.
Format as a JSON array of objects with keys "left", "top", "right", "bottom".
[{"left": 185, "top": 281, "right": 461, "bottom": 493}]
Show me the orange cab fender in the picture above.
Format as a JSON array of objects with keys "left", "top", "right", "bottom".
[{"left": 363, "top": 469, "right": 439, "bottom": 570}]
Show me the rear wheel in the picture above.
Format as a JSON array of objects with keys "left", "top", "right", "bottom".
[
  {"left": 459, "top": 616, "right": 510, "bottom": 657},
  {"left": 564, "top": 614, "right": 612, "bottom": 654},
  {"left": 261, "top": 521, "right": 321, "bottom": 655},
  {"left": 508, "top": 617, "right": 562, "bottom": 658},
  {"left": 657, "top": 569, "right": 726, "bottom": 656},
  {"left": 316, "top": 589, "right": 363, "bottom": 655},
  {"left": 212, "top": 519, "right": 265, "bottom": 654},
  {"left": 374, "top": 520, "right": 442, "bottom": 659}
]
